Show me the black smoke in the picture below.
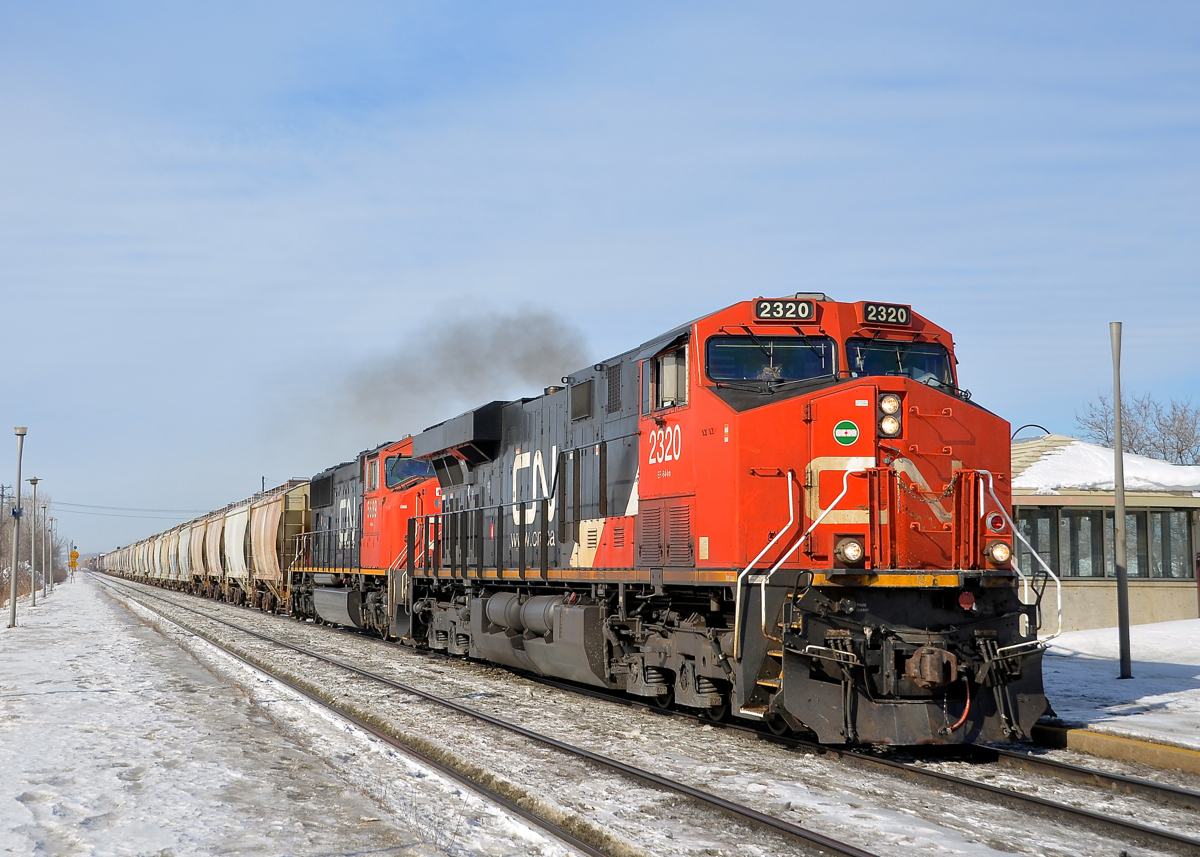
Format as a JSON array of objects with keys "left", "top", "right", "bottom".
[{"left": 316, "top": 308, "right": 591, "bottom": 446}]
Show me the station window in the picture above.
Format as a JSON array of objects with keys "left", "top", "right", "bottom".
[
  {"left": 1016, "top": 507, "right": 1195, "bottom": 579},
  {"left": 642, "top": 345, "right": 688, "bottom": 413}
]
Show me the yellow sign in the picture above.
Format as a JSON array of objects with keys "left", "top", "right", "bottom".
[
  {"left": 68, "top": 560, "right": 78, "bottom": 569},
  {"left": 70, "top": 550, "right": 80, "bottom": 561}
]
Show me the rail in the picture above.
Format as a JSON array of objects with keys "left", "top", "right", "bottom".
[
  {"left": 406, "top": 496, "right": 557, "bottom": 583},
  {"left": 759, "top": 464, "right": 869, "bottom": 642},
  {"left": 978, "top": 469, "right": 1063, "bottom": 645},
  {"left": 99, "top": 575, "right": 1200, "bottom": 855},
  {"left": 100, "top": 575, "right": 878, "bottom": 857},
  {"left": 732, "top": 469, "right": 797, "bottom": 661}
]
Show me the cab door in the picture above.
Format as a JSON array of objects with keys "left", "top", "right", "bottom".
[{"left": 805, "top": 385, "right": 877, "bottom": 565}]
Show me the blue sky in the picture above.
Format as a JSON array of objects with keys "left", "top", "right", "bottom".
[{"left": 1, "top": 3, "right": 1197, "bottom": 551}]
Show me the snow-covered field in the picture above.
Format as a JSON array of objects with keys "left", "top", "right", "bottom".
[
  {"left": 1043, "top": 617, "right": 1200, "bottom": 751},
  {"left": 0, "top": 578, "right": 573, "bottom": 856}
]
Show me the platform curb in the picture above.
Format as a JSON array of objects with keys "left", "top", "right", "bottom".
[{"left": 1033, "top": 724, "right": 1200, "bottom": 775}]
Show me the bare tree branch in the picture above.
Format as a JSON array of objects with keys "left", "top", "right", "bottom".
[{"left": 1075, "top": 392, "right": 1200, "bottom": 465}]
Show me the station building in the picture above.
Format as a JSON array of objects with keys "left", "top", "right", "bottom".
[{"left": 1011, "top": 434, "right": 1200, "bottom": 631}]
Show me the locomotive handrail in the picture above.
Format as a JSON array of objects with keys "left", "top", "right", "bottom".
[
  {"left": 977, "top": 469, "right": 1063, "bottom": 644},
  {"left": 409, "top": 493, "right": 556, "bottom": 578},
  {"left": 733, "top": 469, "right": 797, "bottom": 661},
  {"left": 759, "top": 465, "right": 869, "bottom": 643}
]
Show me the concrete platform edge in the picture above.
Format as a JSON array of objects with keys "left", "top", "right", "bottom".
[{"left": 1032, "top": 724, "right": 1200, "bottom": 775}]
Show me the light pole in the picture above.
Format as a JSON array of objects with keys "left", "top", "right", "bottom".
[
  {"left": 9, "top": 427, "right": 27, "bottom": 629},
  {"left": 41, "top": 504, "right": 48, "bottom": 595},
  {"left": 1111, "top": 322, "right": 1133, "bottom": 679},
  {"left": 27, "top": 478, "right": 38, "bottom": 607},
  {"left": 49, "top": 517, "right": 56, "bottom": 588}
]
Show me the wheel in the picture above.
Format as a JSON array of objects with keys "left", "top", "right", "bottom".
[
  {"left": 701, "top": 697, "right": 731, "bottom": 723},
  {"left": 650, "top": 688, "right": 675, "bottom": 710},
  {"left": 766, "top": 713, "right": 793, "bottom": 737}
]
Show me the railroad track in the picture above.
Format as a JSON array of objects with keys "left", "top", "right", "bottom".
[
  {"left": 522, "top": 672, "right": 1200, "bottom": 854},
  {"left": 94, "top": 575, "right": 875, "bottom": 857},
  {"left": 98, "top": 575, "right": 1200, "bottom": 856}
]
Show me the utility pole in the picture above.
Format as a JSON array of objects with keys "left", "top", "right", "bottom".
[
  {"left": 9, "top": 428, "right": 27, "bottom": 629},
  {"left": 1110, "top": 323, "right": 1133, "bottom": 679},
  {"left": 41, "top": 505, "right": 48, "bottom": 595},
  {"left": 47, "top": 517, "right": 55, "bottom": 591},
  {"left": 27, "top": 478, "right": 38, "bottom": 607}
]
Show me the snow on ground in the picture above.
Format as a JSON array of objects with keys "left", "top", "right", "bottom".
[
  {"left": 0, "top": 578, "right": 573, "bottom": 857},
  {"left": 1043, "top": 617, "right": 1200, "bottom": 751},
  {"left": 105, "top": 577, "right": 1189, "bottom": 857}
]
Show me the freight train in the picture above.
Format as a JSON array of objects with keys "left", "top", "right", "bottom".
[{"left": 100, "top": 296, "right": 1057, "bottom": 745}]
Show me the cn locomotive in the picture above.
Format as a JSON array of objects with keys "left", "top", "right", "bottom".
[{"left": 102, "top": 296, "right": 1053, "bottom": 745}]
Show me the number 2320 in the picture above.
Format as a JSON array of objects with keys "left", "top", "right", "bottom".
[{"left": 648, "top": 424, "right": 682, "bottom": 465}]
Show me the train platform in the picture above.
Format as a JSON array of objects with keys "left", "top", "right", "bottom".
[{"left": 1039, "top": 617, "right": 1200, "bottom": 773}]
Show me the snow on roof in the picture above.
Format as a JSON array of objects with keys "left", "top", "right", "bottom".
[{"left": 1012, "top": 434, "right": 1200, "bottom": 494}]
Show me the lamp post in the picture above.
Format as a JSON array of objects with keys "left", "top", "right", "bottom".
[
  {"left": 9, "top": 427, "right": 27, "bottom": 629},
  {"left": 27, "top": 478, "right": 38, "bottom": 608},
  {"left": 1110, "top": 323, "right": 1133, "bottom": 679},
  {"left": 41, "top": 504, "right": 48, "bottom": 595}
]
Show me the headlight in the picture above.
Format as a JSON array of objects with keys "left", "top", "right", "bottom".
[
  {"left": 835, "top": 537, "right": 865, "bottom": 564},
  {"left": 985, "top": 541, "right": 1012, "bottom": 565},
  {"left": 879, "top": 394, "right": 901, "bottom": 415},
  {"left": 879, "top": 415, "right": 901, "bottom": 436}
]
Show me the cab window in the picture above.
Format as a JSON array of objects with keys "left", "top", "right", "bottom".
[
  {"left": 385, "top": 455, "right": 435, "bottom": 489},
  {"left": 706, "top": 335, "right": 835, "bottom": 384},
  {"left": 642, "top": 345, "right": 688, "bottom": 412},
  {"left": 846, "top": 338, "right": 955, "bottom": 388},
  {"left": 366, "top": 459, "right": 379, "bottom": 491}
]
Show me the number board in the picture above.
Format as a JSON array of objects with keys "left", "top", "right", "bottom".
[
  {"left": 860, "top": 302, "right": 911, "bottom": 326},
  {"left": 754, "top": 299, "right": 815, "bottom": 321}
]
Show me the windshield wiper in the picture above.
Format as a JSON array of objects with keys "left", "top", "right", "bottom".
[{"left": 714, "top": 381, "right": 774, "bottom": 394}]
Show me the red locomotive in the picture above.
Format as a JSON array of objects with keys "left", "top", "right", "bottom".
[{"left": 103, "top": 295, "right": 1052, "bottom": 745}]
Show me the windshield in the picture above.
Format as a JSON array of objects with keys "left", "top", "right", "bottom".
[
  {"left": 385, "top": 455, "right": 434, "bottom": 489},
  {"left": 846, "top": 338, "right": 954, "bottom": 387},
  {"left": 706, "top": 335, "right": 835, "bottom": 384}
]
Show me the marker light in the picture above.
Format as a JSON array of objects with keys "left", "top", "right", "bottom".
[
  {"left": 879, "top": 415, "right": 901, "bottom": 436},
  {"left": 835, "top": 537, "right": 865, "bottom": 565},
  {"left": 985, "top": 541, "right": 1012, "bottom": 565},
  {"left": 879, "top": 394, "right": 901, "bottom": 415},
  {"left": 985, "top": 512, "right": 1005, "bottom": 533}
]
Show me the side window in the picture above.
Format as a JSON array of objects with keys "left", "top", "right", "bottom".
[
  {"left": 366, "top": 459, "right": 379, "bottom": 491},
  {"left": 655, "top": 345, "right": 688, "bottom": 409},
  {"left": 641, "top": 345, "right": 689, "bottom": 413}
]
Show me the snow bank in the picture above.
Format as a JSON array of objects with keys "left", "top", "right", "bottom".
[
  {"left": 1044, "top": 618, "right": 1200, "bottom": 751},
  {"left": 1013, "top": 439, "right": 1200, "bottom": 493}
]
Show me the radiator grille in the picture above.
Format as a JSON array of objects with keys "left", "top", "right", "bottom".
[
  {"left": 666, "top": 504, "right": 693, "bottom": 566},
  {"left": 638, "top": 507, "right": 662, "bottom": 565}
]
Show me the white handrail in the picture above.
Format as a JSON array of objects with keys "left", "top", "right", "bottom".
[
  {"left": 976, "top": 469, "right": 1063, "bottom": 644},
  {"left": 760, "top": 465, "right": 867, "bottom": 640},
  {"left": 733, "top": 470, "right": 796, "bottom": 661}
]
